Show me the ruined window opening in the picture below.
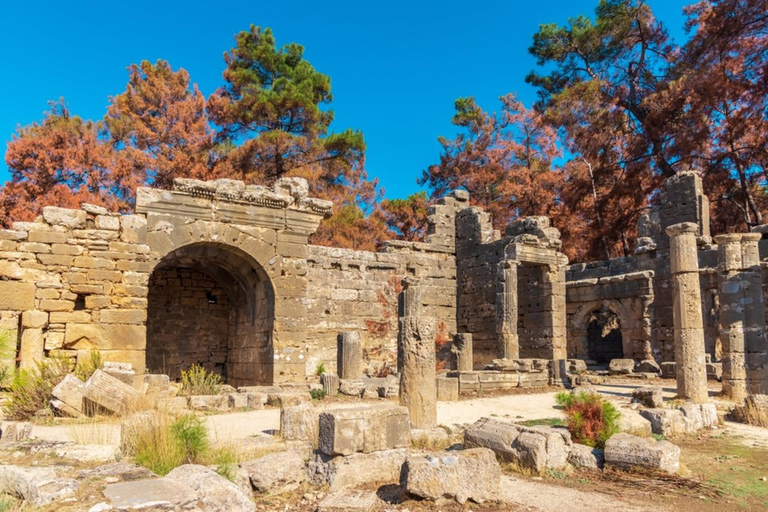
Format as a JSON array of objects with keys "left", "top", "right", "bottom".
[
  {"left": 74, "top": 295, "right": 86, "bottom": 311},
  {"left": 586, "top": 308, "right": 623, "bottom": 364}
]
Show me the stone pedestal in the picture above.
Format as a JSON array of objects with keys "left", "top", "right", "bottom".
[
  {"left": 497, "top": 261, "right": 519, "bottom": 359},
  {"left": 451, "top": 333, "right": 473, "bottom": 372},
  {"left": 398, "top": 278, "right": 437, "bottom": 429},
  {"left": 667, "top": 222, "right": 708, "bottom": 403},
  {"left": 19, "top": 328, "right": 44, "bottom": 370},
  {"left": 337, "top": 332, "right": 362, "bottom": 380}
]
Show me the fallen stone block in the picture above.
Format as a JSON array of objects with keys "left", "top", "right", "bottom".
[
  {"left": 83, "top": 370, "right": 140, "bottom": 416},
  {"left": 245, "top": 391, "right": 268, "bottom": 409},
  {"left": 240, "top": 450, "right": 306, "bottom": 493},
  {"left": 307, "top": 448, "right": 407, "bottom": 490},
  {"left": 51, "top": 374, "right": 85, "bottom": 416},
  {"left": 339, "top": 379, "right": 365, "bottom": 396},
  {"left": 54, "top": 443, "right": 119, "bottom": 463},
  {"left": 608, "top": 359, "right": 635, "bottom": 375},
  {"left": 403, "top": 448, "right": 501, "bottom": 504},
  {"left": 226, "top": 393, "right": 248, "bottom": 410},
  {"left": 436, "top": 376, "right": 459, "bottom": 401},
  {"left": 377, "top": 376, "right": 399, "bottom": 398},
  {"left": 463, "top": 418, "right": 571, "bottom": 473},
  {"left": 632, "top": 386, "right": 663, "bottom": 408},
  {"left": 281, "top": 402, "right": 320, "bottom": 447},
  {"left": 604, "top": 433, "right": 680, "bottom": 474},
  {"left": 103, "top": 477, "right": 197, "bottom": 510},
  {"left": 318, "top": 404, "right": 410, "bottom": 456},
  {"left": 321, "top": 373, "right": 340, "bottom": 397},
  {"left": 635, "top": 359, "right": 661, "bottom": 373},
  {"left": 568, "top": 359, "right": 588, "bottom": 373},
  {"left": 0, "top": 422, "right": 32, "bottom": 444},
  {"left": 567, "top": 443, "right": 604, "bottom": 470},
  {"left": 268, "top": 391, "right": 310, "bottom": 407},
  {"left": 165, "top": 464, "right": 256, "bottom": 512},
  {"left": 144, "top": 374, "right": 170, "bottom": 394},
  {"left": 618, "top": 409, "right": 653, "bottom": 437},
  {"left": 660, "top": 362, "right": 676, "bottom": 379},
  {"left": 639, "top": 409, "right": 686, "bottom": 436},
  {"left": 317, "top": 488, "right": 379, "bottom": 512},
  {"left": 188, "top": 394, "right": 229, "bottom": 412},
  {"left": 102, "top": 362, "right": 135, "bottom": 386},
  {"left": 728, "top": 394, "right": 768, "bottom": 427},
  {"left": 0, "top": 465, "right": 79, "bottom": 507}
]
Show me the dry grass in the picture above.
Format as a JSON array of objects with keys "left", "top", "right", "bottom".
[{"left": 728, "top": 395, "right": 768, "bottom": 427}]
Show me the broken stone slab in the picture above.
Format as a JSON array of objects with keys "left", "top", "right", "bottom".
[
  {"left": 339, "top": 379, "right": 366, "bottom": 396},
  {"left": 608, "top": 359, "right": 635, "bottom": 375},
  {"left": 281, "top": 402, "right": 320, "bottom": 447},
  {"left": 268, "top": 391, "right": 310, "bottom": 407},
  {"left": 463, "top": 418, "right": 571, "bottom": 473},
  {"left": 76, "top": 462, "right": 156, "bottom": 483},
  {"left": 631, "top": 386, "right": 663, "bottom": 408},
  {"left": 377, "top": 376, "right": 400, "bottom": 398},
  {"left": 0, "top": 422, "right": 32, "bottom": 444},
  {"left": 240, "top": 450, "right": 306, "bottom": 493},
  {"left": 226, "top": 393, "right": 248, "bottom": 409},
  {"left": 102, "top": 362, "right": 136, "bottom": 386},
  {"left": 0, "top": 465, "right": 79, "bottom": 507},
  {"left": 728, "top": 394, "right": 768, "bottom": 427},
  {"left": 188, "top": 394, "right": 229, "bottom": 412},
  {"left": 83, "top": 370, "right": 141, "bottom": 416},
  {"left": 53, "top": 443, "right": 119, "bottom": 463},
  {"left": 660, "top": 362, "right": 676, "bottom": 379},
  {"left": 402, "top": 448, "right": 501, "bottom": 504},
  {"left": 567, "top": 443, "right": 604, "bottom": 470},
  {"left": 318, "top": 403, "right": 411, "bottom": 456},
  {"left": 143, "top": 374, "right": 170, "bottom": 394},
  {"left": 103, "top": 477, "right": 197, "bottom": 510},
  {"left": 51, "top": 374, "right": 85, "bottom": 416},
  {"left": 51, "top": 399, "right": 80, "bottom": 418},
  {"left": 618, "top": 409, "right": 653, "bottom": 437},
  {"left": 165, "top": 464, "right": 256, "bottom": 511},
  {"left": 307, "top": 448, "right": 407, "bottom": 490},
  {"left": 317, "top": 488, "right": 379, "bottom": 512},
  {"left": 635, "top": 360, "right": 661, "bottom": 373},
  {"left": 639, "top": 409, "right": 686, "bottom": 436},
  {"left": 604, "top": 433, "right": 680, "bottom": 474}
]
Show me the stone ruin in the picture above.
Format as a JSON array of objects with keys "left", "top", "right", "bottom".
[{"left": 0, "top": 170, "right": 766, "bottom": 405}]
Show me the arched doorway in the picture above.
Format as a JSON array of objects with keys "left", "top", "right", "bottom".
[
  {"left": 146, "top": 243, "right": 275, "bottom": 387},
  {"left": 586, "top": 307, "right": 623, "bottom": 363}
]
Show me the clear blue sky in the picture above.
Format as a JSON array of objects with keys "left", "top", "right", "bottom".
[{"left": 0, "top": 0, "right": 689, "bottom": 200}]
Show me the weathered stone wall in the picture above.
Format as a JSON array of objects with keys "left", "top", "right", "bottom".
[{"left": 146, "top": 268, "right": 230, "bottom": 379}]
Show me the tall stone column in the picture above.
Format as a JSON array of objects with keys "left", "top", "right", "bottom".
[
  {"left": 399, "top": 277, "right": 437, "bottom": 429},
  {"left": 741, "top": 233, "right": 768, "bottom": 394},
  {"left": 667, "top": 222, "right": 709, "bottom": 403},
  {"left": 717, "top": 234, "right": 748, "bottom": 401},
  {"left": 497, "top": 260, "right": 519, "bottom": 359},
  {"left": 337, "top": 332, "right": 362, "bottom": 380},
  {"left": 451, "top": 333, "right": 473, "bottom": 372}
]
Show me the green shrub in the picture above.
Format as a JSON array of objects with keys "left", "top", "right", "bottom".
[
  {"left": 0, "top": 330, "right": 17, "bottom": 389},
  {"left": 179, "top": 364, "right": 222, "bottom": 396},
  {"left": 74, "top": 350, "right": 103, "bottom": 381},
  {"left": 171, "top": 415, "right": 209, "bottom": 464},
  {"left": 4, "top": 358, "right": 71, "bottom": 420},
  {"left": 310, "top": 388, "right": 327, "bottom": 401},
  {"left": 555, "top": 390, "right": 620, "bottom": 449},
  {"left": 130, "top": 413, "right": 211, "bottom": 476},
  {"left": 315, "top": 362, "right": 326, "bottom": 376}
]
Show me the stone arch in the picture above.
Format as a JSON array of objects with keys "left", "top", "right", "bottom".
[
  {"left": 145, "top": 241, "right": 276, "bottom": 386},
  {"left": 569, "top": 299, "right": 635, "bottom": 362}
]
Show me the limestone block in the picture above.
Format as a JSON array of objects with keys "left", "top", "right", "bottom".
[
  {"left": 19, "top": 328, "right": 44, "bottom": 369},
  {"left": 0, "top": 465, "right": 78, "bottom": 507},
  {"left": 451, "top": 332, "right": 473, "bottom": 372},
  {"left": 632, "top": 386, "right": 663, "bottom": 408},
  {"left": 317, "top": 489, "right": 378, "bottom": 512},
  {"left": 188, "top": 395, "right": 229, "bottom": 412},
  {"left": 83, "top": 369, "right": 141, "bottom": 415},
  {"left": 337, "top": 332, "right": 362, "bottom": 380},
  {"left": 436, "top": 376, "right": 459, "bottom": 401},
  {"left": 0, "top": 422, "right": 32, "bottom": 443},
  {"left": 608, "top": 359, "right": 635, "bottom": 375},
  {"left": 144, "top": 374, "right": 170, "bottom": 393},
  {"left": 339, "top": 379, "right": 365, "bottom": 396},
  {"left": 245, "top": 392, "right": 267, "bottom": 409},
  {"left": 98, "top": 309, "right": 147, "bottom": 325},
  {"left": 64, "top": 323, "right": 146, "bottom": 351},
  {"left": 639, "top": 409, "right": 687, "bottom": 436},
  {"left": 241, "top": 450, "right": 306, "bottom": 493},
  {"left": 660, "top": 362, "right": 676, "bottom": 379},
  {"left": 164, "top": 464, "right": 256, "bottom": 512},
  {"left": 728, "top": 394, "right": 768, "bottom": 426},
  {"left": 318, "top": 404, "right": 410, "bottom": 456},
  {"left": 618, "top": 409, "right": 653, "bottom": 437},
  {"left": 227, "top": 393, "right": 248, "bottom": 409},
  {"left": 21, "top": 310, "right": 48, "bottom": 329},
  {"left": 604, "top": 433, "right": 681, "bottom": 474},
  {"left": 103, "top": 478, "right": 197, "bottom": 510},
  {"left": 43, "top": 206, "right": 86, "bottom": 228},
  {"left": 403, "top": 448, "right": 501, "bottom": 504},
  {"left": 95, "top": 215, "right": 120, "bottom": 231},
  {"left": 51, "top": 374, "right": 85, "bottom": 415},
  {"left": 0, "top": 281, "right": 35, "bottom": 310},
  {"left": 103, "top": 362, "right": 136, "bottom": 385},
  {"left": 307, "top": 448, "right": 407, "bottom": 490},
  {"left": 281, "top": 403, "right": 320, "bottom": 446},
  {"left": 463, "top": 418, "right": 571, "bottom": 473},
  {"left": 568, "top": 443, "right": 604, "bottom": 470},
  {"left": 636, "top": 359, "right": 661, "bottom": 373}
]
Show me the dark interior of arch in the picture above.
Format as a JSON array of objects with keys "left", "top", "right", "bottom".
[
  {"left": 146, "top": 243, "right": 274, "bottom": 387},
  {"left": 587, "top": 308, "right": 623, "bottom": 363}
]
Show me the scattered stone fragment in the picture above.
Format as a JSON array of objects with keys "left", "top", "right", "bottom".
[
  {"left": 608, "top": 359, "right": 635, "bottom": 375},
  {"left": 632, "top": 386, "right": 663, "bottom": 408},
  {"left": 0, "top": 465, "right": 79, "bottom": 507},
  {"left": 568, "top": 444, "right": 604, "bottom": 469},
  {"left": 604, "top": 433, "right": 680, "bottom": 474},
  {"left": 307, "top": 448, "right": 407, "bottom": 490},
  {"left": 240, "top": 450, "right": 306, "bottom": 493},
  {"left": 403, "top": 448, "right": 501, "bottom": 504},
  {"left": 103, "top": 478, "right": 196, "bottom": 510},
  {"left": 83, "top": 370, "right": 140, "bottom": 416},
  {"left": 318, "top": 404, "right": 410, "bottom": 456},
  {"left": 0, "top": 423, "right": 32, "bottom": 444},
  {"left": 317, "top": 488, "right": 379, "bottom": 512},
  {"left": 635, "top": 360, "right": 661, "bottom": 373},
  {"left": 165, "top": 464, "right": 256, "bottom": 511}
]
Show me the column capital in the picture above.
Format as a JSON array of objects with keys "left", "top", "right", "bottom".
[{"left": 666, "top": 222, "right": 699, "bottom": 237}]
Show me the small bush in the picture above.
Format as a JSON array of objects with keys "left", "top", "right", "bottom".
[
  {"left": 310, "top": 388, "right": 326, "bottom": 401},
  {"left": 0, "top": 330, "right": 17, "bottom": 389},
  {"left": 179, "top": 364, "right": 222, "bottom": 396},
  {"left": 555, "top": 390, "right": 620, "bottom": 449},
  {"left": 315, "top": 362, "right": 326, "bottom": 376},
  {"left": 129, "top": 413, "right": 211, "bottom": 475},
  {"left": 171, "top": 415, "right": 209, "bottom": 463},
  {"left": 73, "top": 350, "right": 103, "bottom": 381},
  {"left": 4, "top": 358, "right": 71, "bottom": 420}
]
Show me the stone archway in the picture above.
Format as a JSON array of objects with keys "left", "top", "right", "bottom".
[
  {"left": 568, "top": 299, "right": 636, "bottom": 361},
  {"left": 586, "top": 307, "right": 623, "bottom": 363},
  {"left": 145, "top": 243, "right": 275, "bottom": 387}
]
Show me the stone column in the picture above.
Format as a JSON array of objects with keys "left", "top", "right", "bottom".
[
  {"left": 337, "top": 332, "right": 362, "bottom": 380},
  {"left": 741, "top": 233, "right": 768, "bottom": 394},
  {"left": 717, "top": 234, "right": 748, "bottom": 401},
  {"left": 667, "top": 222, "right": 708, "bottom": 403},
  {"left": 497, "top": 260, "right": 519, "bottom": 359},
  {"left": 398, "top": 277, "right": 437, "bottom": 428},
  {"left": 451, "top": 333, "right": 473, "bottom": 372}
]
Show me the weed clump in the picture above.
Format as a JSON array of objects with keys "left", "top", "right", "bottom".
[
  {"left": 4, "top": 358, "right": 71, "bottom": 420},
  {"left": 179, "top": 364, "right": 222, "bottom": 396},
  {"left": 74, "top": 350, "right": 103, "bottom": 381},
  {"left": 555, "top": 390, "right": 620, "bottom": 449},
  {"left": 310, "top": 388, "right": 326, "bottom": 401}
]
